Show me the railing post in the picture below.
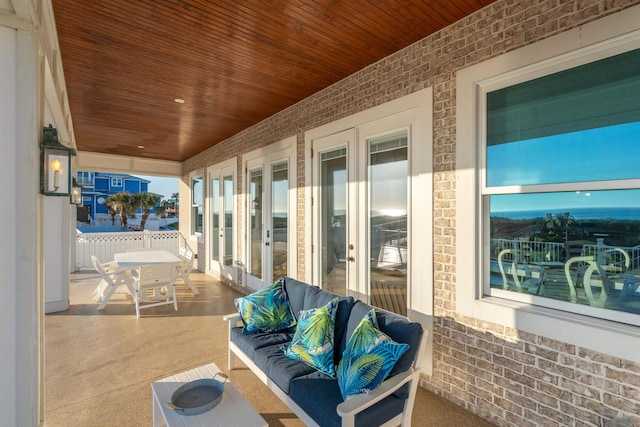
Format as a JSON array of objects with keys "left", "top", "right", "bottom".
[{"left": 596, "top": 238, "right": 606, "bottom": 266}]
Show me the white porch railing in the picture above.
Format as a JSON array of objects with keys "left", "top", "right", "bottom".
[
  {"left": 490, "top": 238, "right": 565, "bottom": 263},
  {"left": 491, "top": 238, "right": 640, "bottom": 269},
  {"left": 76, "top": 230, "right": 181, "bottom": 271}
]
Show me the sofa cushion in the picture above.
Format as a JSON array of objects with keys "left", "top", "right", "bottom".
[
  {"left": 283, "top": 297, "right": 339, "bottom": 377},
  {"left": 234, "top": 278, "right": 297, "bottom": 334},
  {"left": 289, "top": 371, "right": 408, "bottom": 427},
  {"left": 253, "top": 344, "right": 317, "bottom": 393},
  {"left": 229, "top": 326, "right": 295, "bottom": 359},
  {"left": 337, "top": 308, "right": 409, "bottom": 400},
  {"left": 282, "top": 277, "right": 309, "bottom": 320}
]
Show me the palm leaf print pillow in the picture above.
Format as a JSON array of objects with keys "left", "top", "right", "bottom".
[
  {"left": 234, "top": 278, "right": 296, "bottom": 334},
  {"left": 337, "top": 308, "right": 409, "bottom": 400},
  {"left": 282, "top": 297, "right": 339, "bottom": 376}
]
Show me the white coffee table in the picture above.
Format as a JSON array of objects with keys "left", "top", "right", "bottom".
[{"left": 151, "top": 363, "right": 267, "bottom": 427}]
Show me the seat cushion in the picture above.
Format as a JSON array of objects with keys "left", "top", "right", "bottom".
[
  {"left": 230, "top": 326, "right": 295, "bottom": 359},
  {"left": 337, "top": 308, "right": 409, "bottom": 399},
  {"left": 234, "top": 278, "right": 297, "bottom": 334},
  {"left": 289, "top": 371, "right": 407, "bottom": 427},
  {"left": 283, "top": 297, "right": 339, "bottom": 376},
  {"left": 253, "top": 344, "right": 317, "bottom": 393}
]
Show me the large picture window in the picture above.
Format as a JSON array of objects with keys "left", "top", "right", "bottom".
[{"left": 483, "top": 48, "right": 640, "bottom": 325}]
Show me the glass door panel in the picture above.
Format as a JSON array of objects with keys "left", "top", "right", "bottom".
[
  {"left": 223, "top": 174, "right": 233, "bottom": 266},
  {"left": 249, "top": 168, "right": 263, "bottom": 279},
  {"left": 245, "top": 142, "right": 295, "bottom": 290},
  {"left": 271, "top": 162, "right": 288, "bottom": 281},
  {"left": 312, "top": 129, "right": 355, "bottom": 295},
  {"left": 320, "top": 149, "right": 347, "bottom": 295},
  {"left": 208, "top": 158, "right": 236, "bottom": 281},
  {"left": 211, "top": 178, "right": 220, "bottom": 260},
  {"left": 368, "top": 133, "right": 408, "bottom": 316}
]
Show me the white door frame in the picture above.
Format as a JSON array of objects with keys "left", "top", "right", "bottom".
[
  {"left": 241, "top": 136, "right": 297, "bottom": 291},
  {"left": 310, "top": 129, "right": 357, "bottom": 295},
  {"left": 206, "top": 157, "right": 237, "bottom": 282}
]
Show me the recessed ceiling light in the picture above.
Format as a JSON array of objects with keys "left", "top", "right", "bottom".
[
  {"left": 137, "top": 145, "right": 144, "bottom": 149},
  {"left": 174, "top": 98, "right": 185, "bottom": 104}
]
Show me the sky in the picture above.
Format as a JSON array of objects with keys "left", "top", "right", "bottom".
[
  {"left": 136, "top": 175, "right": 179, "bottom": 200},
  {"left": 487, "top": 122, "right": 640, "bottom": 212}
]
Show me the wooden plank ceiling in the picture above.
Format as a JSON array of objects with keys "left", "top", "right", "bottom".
[{"left": 53, "top": 0, "right": 496, "bottom": 162}]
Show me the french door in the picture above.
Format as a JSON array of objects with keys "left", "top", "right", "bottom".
[
  {"left": 311, "top": 112, "right": 424, "bottom": 316},
  {"left": 312, "top": 129, "right": 356, "bottom": 297},
  {"left": 244, "top": 138, "right": 296, "bottom": 290},
  {"left": 207, "top": 158, "right": 236, "bottom": 282}
]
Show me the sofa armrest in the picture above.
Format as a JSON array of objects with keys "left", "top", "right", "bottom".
[
  {"left": 223, "top": 312, "right": 241, "bottom": 322},
  {"left": 223, "top": 312, "right": 242, "bottom": 331},
  {"left": 336, "top": 367, "right": 419, "bottom": 418}
]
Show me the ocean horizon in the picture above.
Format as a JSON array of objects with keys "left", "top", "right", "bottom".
[{"left": 493, "top": 206, "right": 640, "bottom": 221}]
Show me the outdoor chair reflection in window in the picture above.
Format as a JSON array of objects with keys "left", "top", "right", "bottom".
[
  {"left": 564, "top": 255, "right": 608, "bottom": 307},
  {"left": 497, "top": 248, "right": 544, "bottom": 294}
]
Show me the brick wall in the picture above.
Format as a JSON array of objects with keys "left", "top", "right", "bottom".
[{"left": 182, "top": 0, "right": 640, "bottom": 425}]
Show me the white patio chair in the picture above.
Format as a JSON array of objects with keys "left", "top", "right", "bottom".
[
  {"left": 176, "top": 249, "right": 199, "bottom": 295},
  {"left": 92, "top": 255, "right": 135, "bottom": 310},
  {"left": 131, "top": 263, "right": 177, "bottom": 318}
]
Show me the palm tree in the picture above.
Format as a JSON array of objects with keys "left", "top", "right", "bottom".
[
  {"left": 106, "top": 192, "right": 136, "bottom": 227},
  {"left": 156, "top": 200, "right": 172, "bottom": 219},
  {"left": 104, "top": 197, "right": 118, "bottom": 225},
  {"left": 135, "top": 192, "right": 161, "bottom": 230},
  {"left": 171, "top": 192, "right": 179, "bottom": 216}
]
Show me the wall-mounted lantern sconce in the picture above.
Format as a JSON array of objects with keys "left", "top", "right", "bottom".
[
  {"left": 41, "top": 124, "right": 75, "bottom": 196},
  {"left": 252, "top": 197, "right": 261, "bottom": 211},
  {"left": 71, "top": 178, "right": 83, "bottom": 205}
]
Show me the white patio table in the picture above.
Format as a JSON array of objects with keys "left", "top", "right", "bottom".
[
  {"left": 114, "top": 250, "right": 199, "bottom": 295},
  {"left": 151, "top": 362, "right": 267, "bottom": 427},
  {"left": 115, "top": 249, "right": 182, "bottom": 267}
]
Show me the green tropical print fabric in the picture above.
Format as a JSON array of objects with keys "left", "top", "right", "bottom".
[
  {"left": 283, "top": 297, "right": 339, "bottom": 377},
  {"left": 234, "top": 278, "right": 296, "bottom": 334},
  {"left": 337, "top": 308, "right": 409, "bottom": 400}
]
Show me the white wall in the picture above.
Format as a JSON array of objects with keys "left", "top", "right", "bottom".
[
  {"left": 0, "top": 23, "right": 20, "bottom": 427},
  {"left": 0, "top": 13, "right": 41, "bottom": 425},
  {"left": 44, "top": 197, "right": 70, "bottom": 312}
]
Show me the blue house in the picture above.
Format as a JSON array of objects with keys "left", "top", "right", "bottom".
[{"left": 76, "top": 171, "right": 157, "bottom": 221}]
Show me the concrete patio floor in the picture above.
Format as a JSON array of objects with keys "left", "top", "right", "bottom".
[{"left": 44, "top": 271, "right": 495, "bottom": 426}]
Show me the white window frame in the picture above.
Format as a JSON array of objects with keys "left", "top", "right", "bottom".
[
  {"left": 77, "top": 171, "right": 93, "bottom": 186},
  {"left": 456, "top": 7, "right": 640, "bottom": 363},
  {"left": 190, "top": 170, "right": 204, "bottom": 238},
  {"left": 110, "top": 177, "right": 122, "bottom": 187}
]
